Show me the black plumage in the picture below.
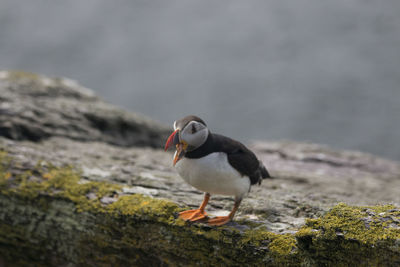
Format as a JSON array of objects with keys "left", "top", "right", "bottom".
[{"left": 185, "top": 133, "right": 271, "bottom": 185}]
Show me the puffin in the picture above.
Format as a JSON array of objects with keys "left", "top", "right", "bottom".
[{"left": 164, "top": 115, "right": 271, "bottom": 226}]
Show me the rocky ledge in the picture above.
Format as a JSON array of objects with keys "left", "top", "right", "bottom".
[{"left": 0, "top": 71, "right": 399, "bottom": 266}]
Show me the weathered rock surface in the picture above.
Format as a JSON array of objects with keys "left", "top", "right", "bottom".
[
  {"left": 0, "top": 71, "right": 169, "bottom": 148},
  {"left": 0, "top": 71, "right": 399, "bottom": 266}
]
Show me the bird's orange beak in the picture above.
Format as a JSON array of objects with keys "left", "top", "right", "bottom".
[
  {"left": 164, "top": 129, "right": 179, "bottom": 151},
  {"left": 164, "top": 129, "right": 187, "bottom": 166},
  {"left": 173, "top": 142, "right": 187, "bottom": 166}
]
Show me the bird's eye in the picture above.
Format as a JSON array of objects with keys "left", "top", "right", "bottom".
[{"left": 191, "top": 124, "right": 197, "bottom": 134}]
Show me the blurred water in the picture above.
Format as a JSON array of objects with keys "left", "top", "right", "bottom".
[{"left": 1, "top": 0, "right": 399, "bottom": 160}]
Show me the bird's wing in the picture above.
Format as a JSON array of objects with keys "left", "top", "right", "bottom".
[{"left": 212, "top": 134, "right": 261, "bottom": 184}]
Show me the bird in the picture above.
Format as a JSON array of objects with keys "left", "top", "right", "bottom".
[{"left": 164, "top": 115, "right": 271, "bottom": 226}]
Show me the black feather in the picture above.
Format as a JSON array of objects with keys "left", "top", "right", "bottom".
[{"left": 185, "top": 133, "right": 271, "bottom": 185}]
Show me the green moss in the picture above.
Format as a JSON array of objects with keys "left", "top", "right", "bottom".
[
  {"left": 269, "top": 233, "right": 297, "bottom": 255},
  {"left": 300, "top": 203, "right": 400, "bottom": 244},
  {"left": 238, "top": 219, "right": 297, "bottom": 256},
  {"left": 107, "top": 194, "right": 182, "bottom": 225},
  {"left": 0, "top": 150, "right": 11, "bottom": 187},
  {"left": 0, "top": 155, "right": 121, "bottom": 213},
  {"left": 239, "top": 226, "right": 298, "bottom": 265},
  {"left": 296, "top": 203, "right": 400, "bottom": 265}
]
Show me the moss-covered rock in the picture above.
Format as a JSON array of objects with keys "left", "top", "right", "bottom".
[
  {"left": 0, "top": 152, "right": 300, "bottom": 266},
  {"left": 296, "top": 203, "right": 400, "bottom": 266},
  {"left": 0, "top": 149, "right": 399, "bottom": 266}
]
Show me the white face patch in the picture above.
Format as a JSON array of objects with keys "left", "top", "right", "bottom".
[{"left": 180, "top": 121, "right": 209, "bottom": 150}]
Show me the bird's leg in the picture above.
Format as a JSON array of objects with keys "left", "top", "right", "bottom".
[
  {"left": 207, "top": 197, "right": 242, "bottom": 226},
  {"left": 179, "top": 193, "right": 210, "bottom": 222}
]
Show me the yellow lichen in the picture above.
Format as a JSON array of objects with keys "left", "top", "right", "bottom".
[
  {"left": 107, "top": 194, "right": 181, "bottom": 224},
  {"left": 295, "top": 227, "right": 315, "bottom": 238},
  {"left": 296, "top": 203, "right": 400, "bottom": 266},
  {"left": 241, "top": 227, "right": 296, "bottom": 255},
  {"left": 269, "top": 233, "right": 297, "bottom": 255},
  {"left": 0, "top": 155, "right": 121, "bottom": 213},
  {"left": 300, "top": 203, "right": 400, "bottom": 244},
  {"left": 0, "top": 151, "right": 11, "bottom": 187},
  {"left": 42, "top": 172, "right": 52, "bottom": 180}
]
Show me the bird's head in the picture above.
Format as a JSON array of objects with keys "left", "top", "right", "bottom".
[{"left": 164, "top": 115, "right": 209, "bottom": 166}]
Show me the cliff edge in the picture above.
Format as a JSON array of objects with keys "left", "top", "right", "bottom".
[{"left": 0, "top": 71, "right": 399, "bottom": 266}]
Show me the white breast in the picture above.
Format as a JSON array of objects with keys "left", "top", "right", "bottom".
[{"left": 174, "top": 152, "right": 250, "bottom": 198}]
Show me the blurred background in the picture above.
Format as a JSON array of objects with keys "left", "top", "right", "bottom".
[{"left": 1, "top": 0, "right": 399, "bottom": 160}]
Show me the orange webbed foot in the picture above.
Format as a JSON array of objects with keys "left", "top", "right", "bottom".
[
  {"left": 179, "top": 209, "right": 208, "bottom": 222},
  {"left": 206, "top": 216, "right": 231, "bottom": 226}
]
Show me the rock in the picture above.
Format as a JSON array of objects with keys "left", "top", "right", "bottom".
[
  {"left": 122, "top": 186, "right": 159, "bottom": 196},
  {"left": 0, "top": 70, "right": 170, "bottom": 148},
  {"left": 0, "top": 71, "right": 399, "bottom": 266}
]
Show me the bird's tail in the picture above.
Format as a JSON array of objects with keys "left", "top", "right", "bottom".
[{"left": 259, "top": 161, "right": 273, "bottom": 179}]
